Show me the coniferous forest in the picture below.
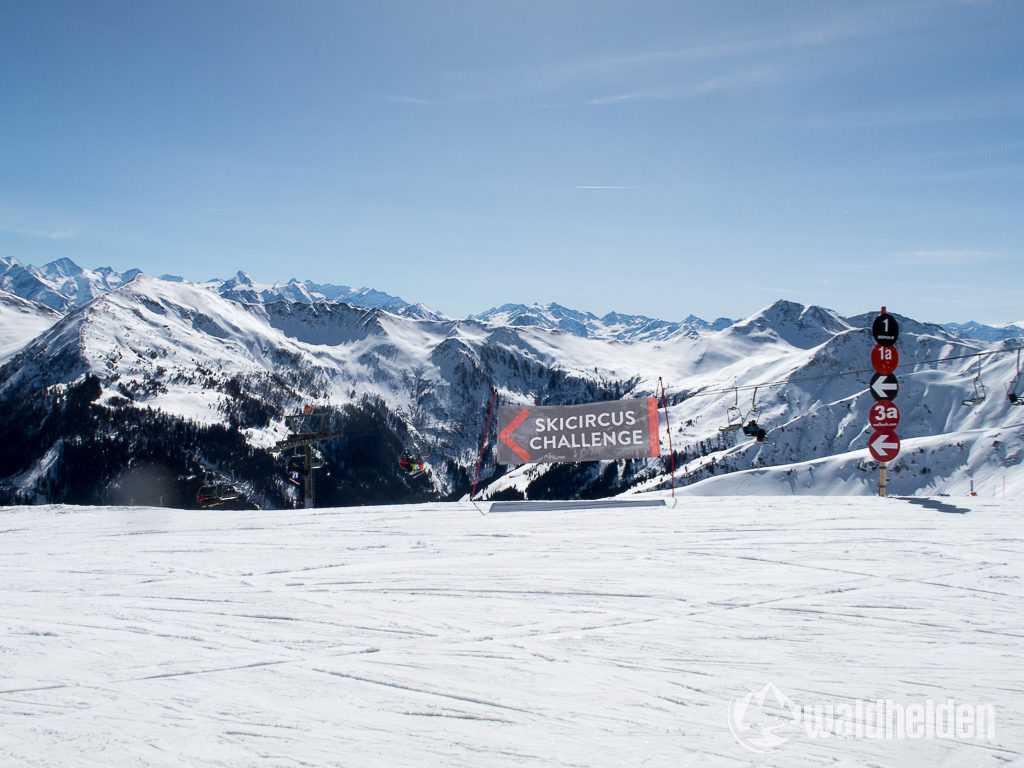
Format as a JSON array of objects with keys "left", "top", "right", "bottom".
[{"left": 0, "top": 373, "right": 653, "bottom": 507}]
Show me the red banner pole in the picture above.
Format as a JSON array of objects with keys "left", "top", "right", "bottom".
[
  {"left": 658, "top": 377, "right": 675, "bottom": 498},
  {"left": 470, "top": 388, "right": 498, "bottom": 502}
]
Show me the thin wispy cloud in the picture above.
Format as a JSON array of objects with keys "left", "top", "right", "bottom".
[
  {"left": 566, "top": 4, "right": 914, "bottom": 80},
  {"left": 585, "top": 65, "right": 776, "bottom": 105},
  {"left": 564, "top": 3, "right": 942, "bottom": 108},
  {"left": 391, "top": 5, "right": 913, "bottom": 109},
  {"left": 567, "top": 25, "right": 829, "bottom": 81},
  {"left": 387, "top": 85, "right": 500, "bottom": 106},
  {"left": 388, "top": 95, "right": 440, "bottom": 106},
  {"left": 901, "top": 249, "right": 994, "bottom": 265},
  {"left": 586, "top": 90, "right": 678, "bottom": 106},
  {"left": 0, "top": 204, "right": 79, "bottom": 241},
  {"left": 690, "top": 66, "right": 776, "bottom": 96}
]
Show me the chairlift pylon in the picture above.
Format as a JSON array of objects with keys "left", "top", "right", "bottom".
[{"left": 274, "top": 404, "right": 345, "bottom": 509}]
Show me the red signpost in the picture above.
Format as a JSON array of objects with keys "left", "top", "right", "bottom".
[{"left": 870, "top": 307, "right": 900, "bottom": 496}]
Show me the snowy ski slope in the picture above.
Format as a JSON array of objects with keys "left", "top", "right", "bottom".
[
  {"left": 0, "top": 291, "right": 61, "bottom": 364},
  {"left": 2, "top": 496, "right": 1021, "bottom": 767}
]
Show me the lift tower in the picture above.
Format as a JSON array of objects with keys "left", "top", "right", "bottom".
[{"left": 273, "top": 406, "right": 343, "bottom": 509}]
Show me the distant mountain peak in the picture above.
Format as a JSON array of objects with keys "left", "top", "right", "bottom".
[
  {"left": 43, "top": 257, "right": 84, "bottom": 277},
  {"left": 473, "top": 302, "right": 732, "bottom": 342},
  {"left": 941, "top": 320, "right": 1024, "bottom": 342},
  {"left": 219, "top": 271, "right": 255, "bottom": 288},
  {"left": 728, "top": 300, "right": 852, "bottom": 349}
]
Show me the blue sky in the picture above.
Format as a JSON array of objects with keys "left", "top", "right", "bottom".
[{"left": 1, "top": 0, "right": 1021, "bottom": 323}]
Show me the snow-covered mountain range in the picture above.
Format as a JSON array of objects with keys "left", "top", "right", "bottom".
[
  {"left": 0, "top": 256, "right": 418, "bottom": 315},
  {"left": 942, "top": 320, "right": 1024, "bottom": 342},
  {"left": 2, "top": 256, "right": 1022, "bottom": 507},
  {"left": 470, "top": 303, "right": 733, "bottom": 342},
  {"left": 0, "top": 256, "right": 141, "bottom": 313}
]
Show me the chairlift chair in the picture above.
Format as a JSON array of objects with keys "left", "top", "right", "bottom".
[
  {"left": 197, "top": 480, "right": 241, "bottom": 509},
  {"left": 962, "top": 356, "right": 987, "bottom": 406},
  {"left": 1008, "top": 348, "right": 1024, "bottom": 406},
  {"left": 399, "top": 429, "right": 442, "bottom": 477},
  {"left": 399, "top": 452, "right": 427, "bottom": 478},
  {"left": 741, "top": 421, "right": 768, "bottom": 442},
  {"left": 740, "top": 387, "right": 766, "bottom": 441},
  {"left": 309, "top": 447, "right": 325, "bottom": 470},
  {"left": 718, "top": 389, "right": 744, "bottom": 433},
  {"left": 746, "top": 386, "right": 762, "bottom": 425}
]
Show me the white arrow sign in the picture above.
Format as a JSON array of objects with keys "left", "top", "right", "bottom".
[
  {"left": 871, "top": 432, "right": 897, "bottom": 453},
  {"left": 870, "top": 373, "right": 899, "bottom": 400},
  {"left": 869, "top": 429, "right": 901, "bottom": 461}
]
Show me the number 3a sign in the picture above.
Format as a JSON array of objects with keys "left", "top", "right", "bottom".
[
  {"left": 871, "top": 344, "right": 899, "bottom": 375},
  {"left": 869, "top": 399, "right": 900, "bottom": 429}
]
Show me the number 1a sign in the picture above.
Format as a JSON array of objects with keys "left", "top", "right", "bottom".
[{"left": 871, "top": 344, "right": 899, "bottom": 375}]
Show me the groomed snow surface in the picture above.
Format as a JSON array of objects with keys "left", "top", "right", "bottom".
[{"left": 2, "top": 496, "right": 1021, "bottom": 767}]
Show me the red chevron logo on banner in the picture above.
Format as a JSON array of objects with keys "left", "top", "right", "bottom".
[{"left": 499, "top": 408, "right": 532, "bottom": 462}]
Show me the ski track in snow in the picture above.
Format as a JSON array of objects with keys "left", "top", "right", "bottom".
[{"left": 0, "top": 497, "right": 1022, "bottom": 767}]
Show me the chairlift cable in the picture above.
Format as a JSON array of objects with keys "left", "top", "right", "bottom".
[{"left": 682, "top": 343, "right": 1024, "bottom": 401}]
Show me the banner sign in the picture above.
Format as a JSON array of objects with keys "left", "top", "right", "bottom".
[{"left": 496, "top": 397, "right": 661, "bottom": 464}]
